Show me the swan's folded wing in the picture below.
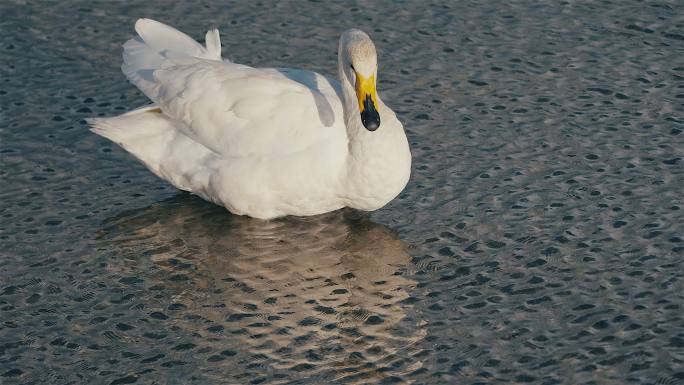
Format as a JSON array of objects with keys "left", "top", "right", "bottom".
[{"left": 150, "top": 59, "right": 338, "bottom": 158}]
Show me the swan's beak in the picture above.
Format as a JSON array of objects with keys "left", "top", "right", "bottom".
[{"left": 355, "top": 73, "right": 380, "bottom": 131}]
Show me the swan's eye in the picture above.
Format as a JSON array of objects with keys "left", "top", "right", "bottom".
[{"left": 350, "top": 64, "right": 355, "bottom": 71}]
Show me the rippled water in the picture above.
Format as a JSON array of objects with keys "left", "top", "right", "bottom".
[{"left": 2, "top": 1, "right": 684, "bottom": 384}]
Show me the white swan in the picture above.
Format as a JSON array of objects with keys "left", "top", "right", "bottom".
[{"left": 89, "top": 19, "right": 411, "bottom": 219}]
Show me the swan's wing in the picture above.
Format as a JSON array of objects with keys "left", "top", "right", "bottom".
[
  {"left": 120, "top": 20, "right": 342, "bottom": 158},
  {"left": 121, "top": 19, "right": 223, "bottom": 101},
  {"left": 151, "top": 60, "right": 341, "bottom": 158}
]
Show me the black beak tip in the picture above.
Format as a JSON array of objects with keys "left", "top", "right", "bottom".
[
  {"left": 361, "top": 94, "right": 381, "bottom": 131},
  {"left": 361, "top": 110, "right": 381, "bottom": 131}
]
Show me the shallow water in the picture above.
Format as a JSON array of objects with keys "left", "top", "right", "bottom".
[{"left": 1, "top": 1, "right": 684, "bottom": 384}]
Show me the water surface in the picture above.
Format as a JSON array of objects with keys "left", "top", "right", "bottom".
[{"left": 1, "top": 1, "right": 683, "bottom": 384}]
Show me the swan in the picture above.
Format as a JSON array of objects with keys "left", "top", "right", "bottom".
[{"left": 89, "top": 19, "right": 411, "bottom": 219}]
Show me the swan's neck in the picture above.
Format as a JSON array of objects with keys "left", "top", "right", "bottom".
[{"left": 337, "top": 58, "right": 411, "bottom": 211}]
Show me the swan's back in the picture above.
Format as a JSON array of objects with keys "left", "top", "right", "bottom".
[
  {"left": 119, "top": 18, "right": 346, "bottom": 158},
  {"left": 89, "top": 19, "right": 351, "bottom": 218}
]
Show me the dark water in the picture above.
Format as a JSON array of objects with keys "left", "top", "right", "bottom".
[{"left": 2, "top": 1, "right": 684, "bottom": 384}]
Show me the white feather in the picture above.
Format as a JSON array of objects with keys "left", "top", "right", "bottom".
[{"left": 204, "top": 28, "right": 222, "bottom": 60}]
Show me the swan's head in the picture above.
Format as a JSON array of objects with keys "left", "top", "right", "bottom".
[{"left": 340, "top": 29, "right": 380, "bottom": 131}]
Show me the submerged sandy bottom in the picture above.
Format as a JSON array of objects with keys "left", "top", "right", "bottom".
[{"left": 1, "top": 1, "right": 683, "bottom": 384}]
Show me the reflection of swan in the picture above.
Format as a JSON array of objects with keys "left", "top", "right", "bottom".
[{"left": 99, "top": 195, "right": 424, "bottom": 384}]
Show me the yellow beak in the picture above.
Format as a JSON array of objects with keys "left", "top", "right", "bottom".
[{"left": 354, "top": 72, "right": 381, "bottom": 131}]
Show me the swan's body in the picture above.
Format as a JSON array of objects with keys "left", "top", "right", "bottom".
[{"left": 89, "top": 19, "right": 411, "bottom": 219}]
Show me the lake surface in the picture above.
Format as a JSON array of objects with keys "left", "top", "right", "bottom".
[{"left": 1, "top": 1, "right": 683, "bottom": 384}]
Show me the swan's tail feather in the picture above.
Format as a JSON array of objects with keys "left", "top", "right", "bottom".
[
  {"left": 88, "top": 106, "right": 176, "bottom": 177},
  {"left": 122, "top": 19, "right": 222, "bottom": 100},
  {"left": 88, "top": 107, "right": 217, "bottom": 195}
]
